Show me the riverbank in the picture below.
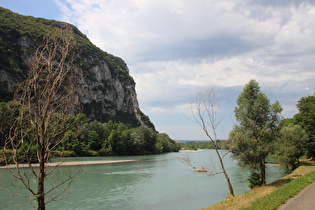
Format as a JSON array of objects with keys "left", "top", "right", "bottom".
[
  {"left": 0, "top": 159, "right": 149, "bottom": 169},
  {"left": 203, "top": 159, "right": 315, "bottom": 210},
  {"left": 179, "top": 149, "right": 204, "bottom": 152}
]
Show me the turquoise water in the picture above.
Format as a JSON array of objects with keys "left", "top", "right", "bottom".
[{"left": 0, "top": 150, "right": 286, "bottom": 210}]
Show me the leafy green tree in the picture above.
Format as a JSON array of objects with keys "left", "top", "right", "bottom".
[
  {"left": 113, "top": 123, "right": 129, "bottom": 155},
  {"left": 88, "top": 131, "right": 100, "bottom": 151},
  {"left": 156, "top": 133, "right": 179, "bottom": 153},
  {"left": 293, "top": 94, "right": 315, "bottom": 159},
  {"left": 108, "top": 129, "right": 120, "bottom": 154},
  {"left": 275, "top": 124, "right": 308, "bottom": 171},
  {"left": 138, "top": 126, "right": 157, "bottom": 154},
  {"left": 230, "top": 80, "right": 282, "bottom": 185},
  {"left": 130, "top": 131, "right": 142, "bottom": 154}
]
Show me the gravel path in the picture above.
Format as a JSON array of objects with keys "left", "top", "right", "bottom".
[{"left": 278, "top": 181, "right": 315, "bottom": 210}]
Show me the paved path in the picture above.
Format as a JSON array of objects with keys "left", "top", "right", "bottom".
[
  {"left": 278, "top": 181, "right": 315, "bottom": 210},
  {"left": 0, "top": 159, "right": 148, "bottom": 169}
]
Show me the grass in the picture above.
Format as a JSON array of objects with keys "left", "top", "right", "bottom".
[
  {"left": 202, "top": 159, "right": 315, "bottom": 210},
  {"left": 246, "top": 170, "right": 315, "bottom": 209}
]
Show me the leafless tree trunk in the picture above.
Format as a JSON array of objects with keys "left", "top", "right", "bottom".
[
  {"left": 2, "top": 27, "right": 82, "bottom": 209},
  {"left": 189, "top": 89, "right": 242, "bottom": 197}
]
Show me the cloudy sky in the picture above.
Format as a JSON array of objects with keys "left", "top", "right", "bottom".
[{"left": 1, "top": 0, "right": 315, "bottom": 140}]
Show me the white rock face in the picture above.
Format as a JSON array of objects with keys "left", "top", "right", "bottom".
[
  {"left": 78, "top": 59, "right": 140, "bottom": 123},
  {"left": 1, "top": 37, "right": 147, "bottom": 127}
]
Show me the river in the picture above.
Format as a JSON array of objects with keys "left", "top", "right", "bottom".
[{"left": 0, "top": 150, "right": 286, "bottom": 210}]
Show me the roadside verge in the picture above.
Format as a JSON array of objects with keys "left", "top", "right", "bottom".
[{"left": 202, "top": 159, "right": 315, "bottom": 210}]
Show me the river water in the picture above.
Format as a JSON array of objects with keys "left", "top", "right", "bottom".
[{"left": 0, "top": 150, "right": 286, "bottom": 210}]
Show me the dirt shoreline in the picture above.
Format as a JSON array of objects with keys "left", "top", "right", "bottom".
[{"left": 0, "top": 159, "right": 149, "bottom": 169}]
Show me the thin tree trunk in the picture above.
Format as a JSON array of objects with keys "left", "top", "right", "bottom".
[
  {"left": 191, "top": 89, "right": 236, "bottom": 197},
  {"left": 37, "top": 132, "right": 46, "bottom": 210},
  {"left": 215, "top": 149, "right": 234, "bottom": 196},
  {"left": 260, "top": 157, "right": 266, "bottom": 185},
  {"left": 37, "top": 155, "right": 45, "bottom": 210}
]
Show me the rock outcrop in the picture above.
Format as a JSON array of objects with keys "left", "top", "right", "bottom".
[{"left": 0, "top": 7, "right": 155, "bottom": 130}]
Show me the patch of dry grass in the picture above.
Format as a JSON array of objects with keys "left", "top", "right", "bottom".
[{"left": 202, "top": 159, "right": 315, "bottom": 210}]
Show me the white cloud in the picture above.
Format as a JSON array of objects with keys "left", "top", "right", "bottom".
[
  {"left": 144, "top": 103, "right": 192, "bottom": 115},
  {"left": 132, "top": 51, "right": 315, "bottom": 104},
  {"left": 156, "top": 125, "right": 209, "bottom": 140},
  {"left": 56, "top": 0, "right": 315, "bottom": 139}
]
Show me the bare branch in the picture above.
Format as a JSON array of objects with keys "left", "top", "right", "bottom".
[
  {"left": 174, "top": 154, "right": 208, "bottom": 172},
  {"left": 174, "top": 154, "right": 195, "bottom": 168}
]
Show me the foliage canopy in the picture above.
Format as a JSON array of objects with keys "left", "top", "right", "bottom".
[
  {"left": 293, "top": 94, "right": 315, "bottom": 159},
  {"left": 230, "top": 79, "right": 282, "bottom": 184},
  {"left": 0, "top": 7, "right": 135, "bottom": 103},
  {"left": 274, "top": 124, "right": 308, "bottom": 171}
]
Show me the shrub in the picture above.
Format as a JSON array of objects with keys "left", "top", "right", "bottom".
[{"left": 248, "top": 172, "right": 262, "bottom": 189}]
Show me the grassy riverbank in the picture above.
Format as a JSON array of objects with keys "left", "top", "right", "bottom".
[{"left": 203, "top": 159, "right": 315, "bottom": 210}]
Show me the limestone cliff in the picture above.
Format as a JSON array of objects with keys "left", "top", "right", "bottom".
[{"left": 0, "top": 7, "right": 155, "bottom": 130}]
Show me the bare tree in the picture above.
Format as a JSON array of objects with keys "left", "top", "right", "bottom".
[
  {"left": 174, "top": 153, "right": 208, "bottom": 172},
  {"left": 189, "top": 89, "right": 242, "bottom": 197},
  {"left": 1, "top": 27, "right": 82, "bottom": 209}
]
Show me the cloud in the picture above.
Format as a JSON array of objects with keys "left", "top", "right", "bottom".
[
  {"left": 56, "top": 0, "right": 315, "bottom": 139},
  {"left": 144, "top": 103, "right": 192, "bottom": 115},
  {"left": 57, "top": 1, "right": 315, "bottom": 65},
  {"left": 132, "top": 51, "right": 314, "bottom": 103},
  {"left": 156, "top": 125, "right": 209, "bottom": 140}
]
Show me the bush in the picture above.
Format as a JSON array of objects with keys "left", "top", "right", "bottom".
[
  {"left": 62, "top": 150, "right": 77, "bottom": 157},
  {"left": 89, "top": 150, "right": 99, "bottom": 156},
  {"left": 98, "top": 147, "right": 112, "bottom": 156},
  {"left": 0, "top": 149, "right": 15, "bottom": 165},
  {"left": 50, "top": 150, "right": 76, "bottom": 157},
  {"left": 248, "top": 172, "right": 263, "bottom": 189}
]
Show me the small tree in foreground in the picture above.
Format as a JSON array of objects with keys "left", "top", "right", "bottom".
[
  {"left": 179, "top": 89, "right": 242, "bottom": 197},
  {"left": 1, "top": 27, "right": 82, "bottom": 209}
]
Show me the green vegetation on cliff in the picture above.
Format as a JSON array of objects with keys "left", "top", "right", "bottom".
[
  {"left": 0, "top": 7, "right": 134, "bottom": 102},
  {"left": 0, "top": 7, "right": 154, "bottom": 129}
]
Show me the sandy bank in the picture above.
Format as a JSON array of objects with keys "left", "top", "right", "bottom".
[
  {"left": 179, "top": 149, "right": 204, "bottom": 152},
  {"left": 0, "top": 159, "right": 148, "bottom": 169}
]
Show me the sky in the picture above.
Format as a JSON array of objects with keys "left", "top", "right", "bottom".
[{"left": 1, "top": 0, "right": 315, "bottom": 140}]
